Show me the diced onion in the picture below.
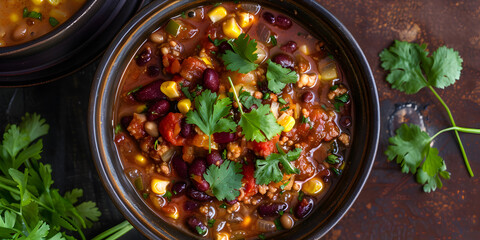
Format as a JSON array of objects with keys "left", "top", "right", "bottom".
[
  {"left": 240, "top": 3, "right": 261, "bottom": 14},
  {"left": 256, "top": 219, "right": 276, "bottom": 232}
]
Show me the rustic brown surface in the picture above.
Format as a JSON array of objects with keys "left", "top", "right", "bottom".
[
  {"left": 322, "top": 0, "right": 480, "bottom": 239},
  {"left": 0, "top": 0, "right": 479, "bottom": 239}
]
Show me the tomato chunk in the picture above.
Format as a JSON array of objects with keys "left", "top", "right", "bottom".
[
  {"left": 250, "top": 135, "right": 280, "bottom": 157},
  {"left": 158, "top": 112, "right": 186, "bottom": 146}
]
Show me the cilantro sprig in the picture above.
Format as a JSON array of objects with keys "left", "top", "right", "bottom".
[
  {"left": 186, "top": 90, "right": 237, "bottom": 152},
  {"left": 380, "top": 41, "right": 480, "bottom": 191},
  {"left": 228, "top": 77, "right": 283, "bottom": 142},
  {"left": 0, "top": 113, "right": 133, "bottom": 239},
  {"left": 266, "top": 59, "right": 298, "bottom": 93},
  {"left": 221, "top": 33, "right": 258, "bottom": 74},
  {"left": 254, "top": 144, "right": 301, "bottom": 185},
  {"left": 203, "top": 160, "right": 243, "bottom": 201}
]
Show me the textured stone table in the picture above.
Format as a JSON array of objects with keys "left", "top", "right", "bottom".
[{"left": 0, "top": 0, "right": 479, "bottom": 239}]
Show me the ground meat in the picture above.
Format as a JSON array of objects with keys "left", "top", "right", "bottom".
[
  {"left": 338, "top": 133, "right": 350, "bottom": 146},
  {"left": 297, "top": 73, "right": 317, "bottom": 88},
  {"left": 227, "top": 142, "right": 241, "bottom": 160},
  {"left": 258, "top": 185, "right": 268, "bottom": 195},
  {"left": 149, "top": 137, "right": 170, "bottom": 161},
  {"left": 179, "top": 57, "right": 207, "bottom": 81},
  {"left": 127, "top": 113, "right": 147, "bottom": 140},
  {"left": 327, "top": 85, "right": 348, "bottom": 100}
]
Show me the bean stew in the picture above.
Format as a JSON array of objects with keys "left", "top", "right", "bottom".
[
  {"left": 114, "top": 2, "right": 352, "bottom": 239},
  {"left": 0, "top": 0, "right": 86, "bottom": 47}
]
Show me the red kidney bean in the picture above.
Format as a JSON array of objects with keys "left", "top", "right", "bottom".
[
  {"left": 213, "top": 132, "right": 235, "bottom": 144},
  {"left": 262, "top": 12, "right": 275, "bottom": 25},
  {"left": 218, "top": 41, "right": 233, "bottom": 55},
  {"left": 186, "top": 186, "right": 213, "bottom": 201},
  {"left": 276, "top": 15, "right": 292, "bottom": 29},
  {"left": 136, "top": 47, "right": 152, "bottom": 66},
  {"left": 172, "top": 155, "right": 189, "bottom": 179},
  {"left": 189, "top": 158, "right": 210, "bottom": 192},
  {"left": 294, "top": 197, "right": 314, "bottom": 219},
  {"left": 184, "top": 200, "right": 200, "bottom": 211},
  {"left": 302, "top": 91, "right": 314, "bottom": 103},
  {"left": 180, "top": 118, "right": 194, "bottom": 138},
  {"left": 257, "top": 202, "right": 288, "bottom": 217},
  {"left": 225, "top": 199, "right": 238, "bottom": 205},
  {"left": 203, "top": 69, "right": 220, "bottom": 92},
  {"left": 272, "top": 54, "right": 294, "bottom": 69},
  {"left": 134, "top": 80, "right": 166, "bottom": 102},
  {"left": 172, "top": 181, "right": 187, "bottom": 196},
  {"left": 206, "top": 151, "right": 224, "bottom": 166},
  {"left": 187, "top": 216, "right": 208, "bottom": 235},
  {"left": 281, "top": 41, "right": 298, "bottom": 53},
  {"left": 120, "top": 116, "right": 133, "bottom": 131},
  {"left": 146, "top": 65, "right": 160, "bottom": 77},
  {"left": 147, "top": 100, "right": 170, "bottom": 121}
]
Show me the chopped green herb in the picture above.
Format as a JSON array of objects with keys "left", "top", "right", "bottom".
[
  {"left": 181, "top": 11, "right": 187, "bottom": 19},
  {"left": 331, "top": 167, "right": 342, "bottom": 176},
  {"left": 214, "top": 2, "right": 221, "bottom": 7},
  {"left": 258, "top": 234, "right": 266, "bottom": 240},
  {"left": 222, "top": 149, "right": 227, "bottom": 160},
  {"left": 238, "top": 90, "right": 262, "bottom": 109},
  {"left": 278, "top": 97, "right": 287, "bottom": 105},
  {"left": 219, "top": 203, "right": 227, "bottom": 209},
  {"left": 269, "top": 35, "right": 277, "bottom": 46},
  {"left": 301, "top": 116, "right": 309, "bottom": 124},
  {"left": 181, "top": 85, "right": 194, "bottom": 101},
  {"left": 196, "top": 226, "right": 207, "bottom": 235},
  {"left": 330, "top": 85, "right": 338, "bottom": 91},
  {"left": 127, "top": 85, "right": 142, "bottom": 95},
  {"left": 23, "top": 7, "right": 42, "bottom": 20},
  {"left": 334, "top": 102, "right": 344, "bottom": 112},
  {"left": 207, "top": 219, "right": 216, "bottom": 228},
  {"left": 49, "top": 17, "right": 59, "bottom": 27},
  {"left": 263, "top": 92, "right": 270, "bottom": 100},
  {"left": 143, "top": 193, "right": 149, "bottom": 199},
  {"left": 280, "top": 180, "right": 290, "bottom": 190},
  {"left": 298, "top": 191, "right": 304, "bottom": 201},
  {"left": 274, "top": 218, "right": 284, "bottom": 230},
  {"left": 290, "top": 208, "right": 294, "bottom": 214},
  {"left": 326, "top": 154, "right": 339, "bottom": 164},
  {"left": 208, "top": 35, "right": 227, "bottom": 47},
  {"left": 115, "top": 124, "right": 122, "bottom": 134},
  {"left": 164, "top": 191, "right": 172, "bottom": 202},
  {"left": 280, "top": 106, "right": 290, "bottom": 112},
  {"left": 321, "top": 104, "right": 327, "bottom": 110},
  {"left": 279, "top": 210, "right": 284, "bottom": 216},
  {"left": 335, "top": 93, "right": 350, "bottom": 103},
  {"left": 328, "top": 55, "right": 335, "bottom": 60}
]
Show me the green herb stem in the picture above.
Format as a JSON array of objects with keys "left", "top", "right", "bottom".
[
  {"left": 228, "top": 77, "right": 244, "bottom": 115},
  {"left": 428, "top": 85, "right": 474, "bottom": 177},
  {"left": 92, "top": 220, "right": 133, "bottom": 240},
  {"left": 431, "top": 126, "right": 480, "bottom": 140}
]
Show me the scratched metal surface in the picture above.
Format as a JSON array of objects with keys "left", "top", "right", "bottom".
[{"left": 0, "top": 0, "right": 479, "bottom": 239}]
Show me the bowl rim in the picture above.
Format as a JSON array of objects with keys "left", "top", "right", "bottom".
[{"left": 89, "top": 0, "right": 380, "bottom": 239}]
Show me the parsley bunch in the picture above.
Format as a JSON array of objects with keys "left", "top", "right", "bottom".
[
  {"left": 0, "top": 113, "right": 133, "bottom": 239},
  {"left": 380, "top": 41, "right": 480, "bottom": 192}
]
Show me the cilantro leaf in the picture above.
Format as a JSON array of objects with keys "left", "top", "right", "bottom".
[
  {"left": 266, "top": 59, "right": 298, "bottom": 93},
  {"left": 221, "top": 33, "right": 258, "bottom": 74},
  {"left": 238, "top": 90, "right": 262, "bottom": 109},
  {"left": 75, "top": 201, "right": 101, "bottom": 228},
  {"left": 254, "top": 145, "right": 301, "bottom": 185},
  {"left": 386, "top": 124, "right": 450, "bottom": 192},
  {"left": 380, "top": 40, "right": 463, "bottom": 94},
  {"left": 203, "top": 160, "right": 243, "bottom": 201},
  {"left": 186, "top": 90, "right": 237, "bottom": 152},
  {"left": 239, "top": 104, "right": 283, "bottom": 142}
]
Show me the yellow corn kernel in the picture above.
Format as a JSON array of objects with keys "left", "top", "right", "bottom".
[
  {"left": 32, "top": 0, "right": 44, "bottom": 5},
  {"left": 0, "top": 40, "right": 5, "bottom": 47},
  {"left": 299, "top": 45, "right": 309, "bottom": 55},
  {"left": 199, "top": 56, "right": 212, "bottom": 67},
  {"left": 277, "top": 114, "right": 295, "bottom": 132},
  {"left": 136, "top": 104, "right": 147, "bottom": 113},
  {"left": 222, "top": 18, "right": 242, "bottom": 39},
  {"left": 207, "top": 6, "right": 228, "bottom": 23},
  {"left": 48, "top": 0, "right": 61, "bottom": 6},
  {"left": 161, "top": 81, "right": 181, "bottom": 99},
  {"left": 236, "top": 12, "right": 254, "bottom": 28},
  {"left": 177, "top": 98, "right": 192, "bottom": 114},
  {"left": 134, "top": 154, "right": 148, "bottom": 166},
  {"left": 49, "top": 9, "right": 68, "bottom": 22},
  {"left": 9, "top": 13, "right": 19, "bottom": 23},
  {"left": 164, "top": 206, "right": 179, "bottom": 219},
  {"left": 215, "top": 232, "right": 230, "bottom": 240},
  {"left": 302, "top": 177, "right": 324, "bottom": 195},
  {"left": 32, "top": 7, "right": 41, "bottom": 12},
  {"left": 151, "top": 178, "right": 170, "bottom": 195}
]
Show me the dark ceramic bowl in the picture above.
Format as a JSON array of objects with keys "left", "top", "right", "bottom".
[
  {"left": 89, "top": 0, "right": 380, "bottom": 239},
  {"left": 0, "top": 0, "right": 144, "bottom": 87}
]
